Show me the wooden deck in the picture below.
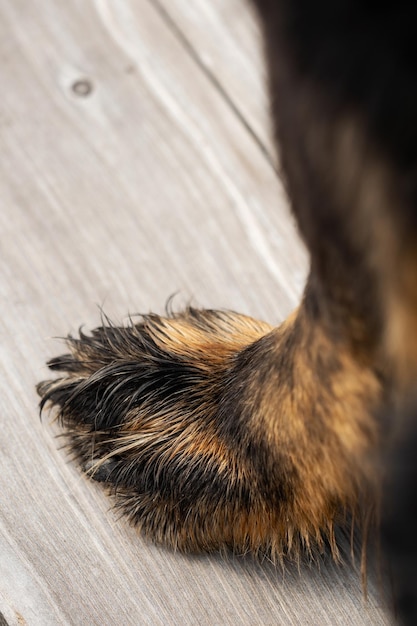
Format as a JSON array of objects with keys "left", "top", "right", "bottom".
[{"left": 0, "top": 1, "right": 392, "bottom": 624}]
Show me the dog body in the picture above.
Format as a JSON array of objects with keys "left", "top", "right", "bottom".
[
  {"left": 253, "top": 4, "right": 417, "bottom": 621},
  {"left": 38, "top": 1, "right": 417, "bottom": 623}
]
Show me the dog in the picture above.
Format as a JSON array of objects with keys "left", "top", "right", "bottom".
[{"left": 38, "top": 1, "right": 417, "bottom": 623}]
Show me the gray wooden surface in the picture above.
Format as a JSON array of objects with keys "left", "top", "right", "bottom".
[{"left": 0, "top": 1, "right": 392, "bottom": 624}]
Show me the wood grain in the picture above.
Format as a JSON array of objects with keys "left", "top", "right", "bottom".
[{"left": 0, "top": 0, "right": 391, "bottom": 623}]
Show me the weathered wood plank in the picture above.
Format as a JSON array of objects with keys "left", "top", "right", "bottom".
[
  {"left": 0, "top": 0, "right": 391, "bottom": 623},
  {"left": 154, "top": 0, "right": 275, "bottom": 160}
]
